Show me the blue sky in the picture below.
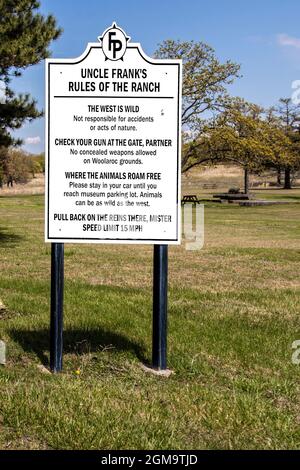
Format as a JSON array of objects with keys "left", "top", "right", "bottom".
[{"left": 10, "top": 0, "right": 300, "bottom": 154}]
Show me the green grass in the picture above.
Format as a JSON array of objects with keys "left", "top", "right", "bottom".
[{"left": 0, "top": 192, "right": 300, "bottom": 449}]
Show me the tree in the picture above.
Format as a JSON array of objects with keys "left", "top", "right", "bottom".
[
  {"left": 154, "top": 40, "right": 240, "bottom": 145},
  {"left": 28, "top": 152, "right": 45, "bottom": 177},
  {"left": 0, "top": 0, "right": 62, "bottom": 148},
  {"left": 183, "top": 99, "right": 291, "bottom": 192},
  {"left": 154, "top": 40, "right": 240, "bottom": 175},
  {"left": 0, "top": 147, "right": 33, "bottom": 185},
  {"left": 275, "top": 98, "right": 300, "bottom": 188}
]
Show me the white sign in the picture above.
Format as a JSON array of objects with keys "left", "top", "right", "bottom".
[{"left": 45, "top": 23, "right": 182, "bottom": 244}]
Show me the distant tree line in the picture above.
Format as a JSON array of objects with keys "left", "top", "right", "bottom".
[{"left": 0, "top": 148, "right": 44, "bottom": 187}]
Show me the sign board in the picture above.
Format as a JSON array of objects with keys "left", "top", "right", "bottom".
[{"left": 45, "top": 23, "right": 182, "bottom": 244}]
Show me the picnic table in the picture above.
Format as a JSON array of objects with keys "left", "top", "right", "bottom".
[{"left": 181, "top": 194, "right": 201, "bottom": 205}]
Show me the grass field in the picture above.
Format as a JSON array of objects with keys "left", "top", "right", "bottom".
[{"left": 0, "top": 189, "right": 300, "bottom": 449}]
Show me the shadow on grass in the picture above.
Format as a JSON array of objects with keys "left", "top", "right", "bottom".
[
  {"left": 0, "top": 228, "right": 23, "bottom": 247},
  {"left": 10, "top": 327, "right": 147, "bottom": 366}
]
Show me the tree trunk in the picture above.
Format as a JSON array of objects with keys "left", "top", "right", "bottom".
[
  {"left": 284, "top": 168, "right": 292, "bottom": 189},
  {"left": 244, "top": 167, "right": 249, "bottom": 194},
  {"left": 277, "top": 168, "right": 282, "bottom": 186}
]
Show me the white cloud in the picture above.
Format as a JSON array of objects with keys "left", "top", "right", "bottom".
[
  {"left": 277, "top": 34, "right": 300, "bottom": 49},
  {"left": 25, "top": 136, "right": 41, "bottom": 145}
]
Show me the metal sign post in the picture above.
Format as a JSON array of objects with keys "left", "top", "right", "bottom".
[
  {"left": 152, "top": 244, "right": 168, "bottom": 370},
  {"left": 50, "top": 243, "right": 64, "bottom": 373}
]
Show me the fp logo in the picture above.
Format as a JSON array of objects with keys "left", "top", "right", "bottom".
[{"left": 98, "top": 23, "right": 130, "bottom": 61}]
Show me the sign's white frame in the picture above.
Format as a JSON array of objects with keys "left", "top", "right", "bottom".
[{"left": 45, "top": 36, "right": 182, "bottom": 244}]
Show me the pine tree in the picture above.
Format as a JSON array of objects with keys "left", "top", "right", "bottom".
[{"left": 0, "top": 0, "right": 62, "bottom": 148}]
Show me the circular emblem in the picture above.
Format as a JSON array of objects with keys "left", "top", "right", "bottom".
[{"left": 98, "top": 23, "right": 130, "bottom": 61}]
